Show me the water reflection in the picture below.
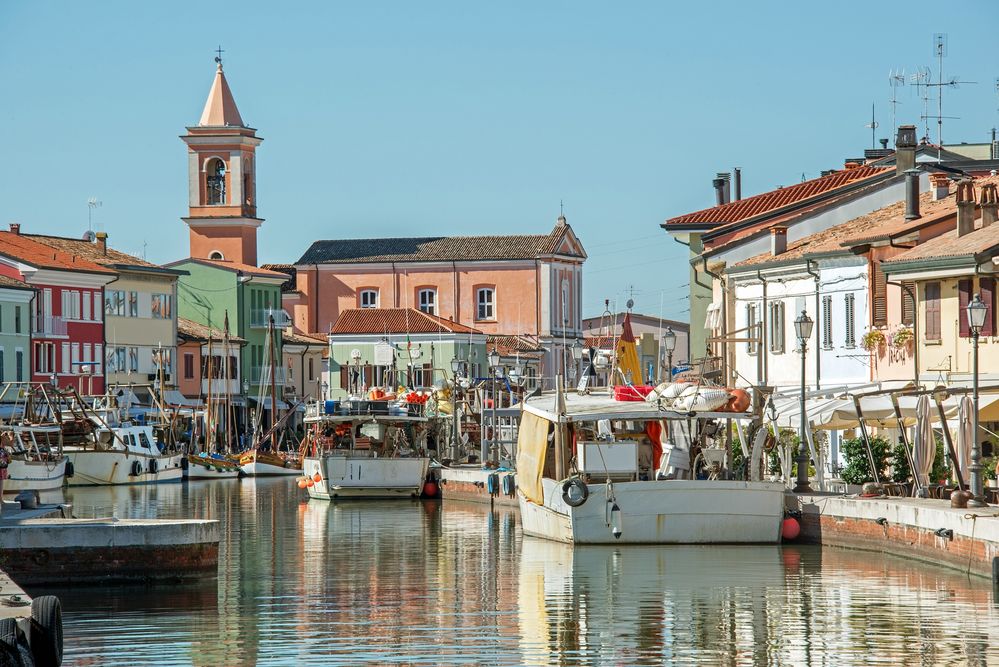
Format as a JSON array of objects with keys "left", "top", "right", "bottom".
[{"left": 37, "top": 481, "right": 999, "bottom": 666}]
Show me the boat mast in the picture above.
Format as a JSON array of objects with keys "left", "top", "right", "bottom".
[{"left": 268, "top": 315, "right": 279, "bottom": 451}]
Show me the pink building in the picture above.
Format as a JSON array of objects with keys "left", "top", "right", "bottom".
[
  {"left": 0, "top": 224, "right": 116, "bottom": 393},
  {"left": 286, "top": 217, "right": 586, "bottom": 387}
]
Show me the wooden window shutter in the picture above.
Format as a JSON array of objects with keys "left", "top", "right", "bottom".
[
  {"left": 981, "top": 277, "right": 996, "bottom": 337},
  {"left": 901, "top": 280, "right": 916, "bottom": 326},
  {"left": 339, "top": 366, "right": 348, "bottom": 390},
  {"left": 872, "top": 261, "right": 888, "bottom": 327},
  {"left": 925, "top": 282, "right": 941, "bottom": 340},
  {"left": 958, "top": 279, "right": 972, "bottom": 338}
]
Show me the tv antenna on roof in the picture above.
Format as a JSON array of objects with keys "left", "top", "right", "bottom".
[
  {"left": 910, "top": 67, "right": 932, "bottom": 141},
  {"left": 917, "top": 34, "right": 976, "bottom": 162},
  {"left": 864, "top": 103, "right": 879, "bottom": 149},
  {"left": 888, "top": 69, "right": 905, "bottom": 137},
  {"left": 87, "top": 197, "right": 101, "bottom": 232}
]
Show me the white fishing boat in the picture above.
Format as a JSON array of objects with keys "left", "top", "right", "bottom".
[
  {"left": 64, "top": 422, "right": 184, "bottom": 486},
  {"left": 0, "top": 425, "right": 68, "bottom": 493},
  {"left": 516, "top": 383, "right": 785, "bottom": 545},
  {"left": 184, "top": 453, "right": 241, "bottom": 479},
  {"left": 301, "top": 404, "right": 430, "bottom": 499}
]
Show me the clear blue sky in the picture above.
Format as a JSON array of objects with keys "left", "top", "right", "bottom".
[{"left": 2, "top": 1, "right": 996, "bottom": 321}]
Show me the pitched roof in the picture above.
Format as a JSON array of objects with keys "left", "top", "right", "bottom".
[
  {"left": 198, "top": 64, "right": 244, "bottom": 127},
  {"left": 0, "top": 275, "right": 33, "bottom": 291},
  {"left": 0, "top": 231, "right": 116, "bottom": 275},
  {"left": 166, "top": 257, "right": 290, "bottom": 279},
  {"left": 884, "top": 222, "right": 999, "bottom": 266},
  {"left": 487, "top": 334, "right": 544, "bottom": 358},
  {"left": 296, "top": 224, "right": 582, "bottom": 265},
  {"left": 330, "top": 308, "right": 482, "bottom": 335},
  {"left": 282, "top": 330, "right": 326, "bottom": 346},
  {"left": 176, "top": 317, "right": 246, "bottom": 344},
  {"left": 664, "top": 165, "right": 891, "bottom": 230},
  {"left": 24, "top": 233, "right": 158, "bottom": 269}
]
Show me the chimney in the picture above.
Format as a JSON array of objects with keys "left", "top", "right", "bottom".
[
  {"left": 734, "top": 167, "right": 742, "bottom": 201},
  {"left": 8, "top": 223, "right": 20, "bottom": 235},
  {"left": 956, "top": 179, "right": 977, "bottom": 237},
  {"left": 879, "top": 138, "right": 889, "bottom": 149},
  {"left": 770, "top": 226, "right": 788, "bottom": 256},
  {"left": 895, "top": 124, "right": 917, "bottom": 174},
  {"left": 95, "top": 231, "right": 108, "bottom": 255},
  {"left": 904, "top": 169, "right": 921, "bottom": 220},
  {"left": 716, "top": 172, "right": 731, "bottom": 204},
  {"left": 712, "top": 177, "right": 726, "bottom": 206},
  {"left": 981, "top": 183, "right": 998, "bottom": 228},
  {"left": 929, "top": 172, "right": 950, "bottom": 201}
]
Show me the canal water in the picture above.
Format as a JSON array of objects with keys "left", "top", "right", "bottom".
[{"left": 39, "top": 479, "right": 999, "bottom": 666}]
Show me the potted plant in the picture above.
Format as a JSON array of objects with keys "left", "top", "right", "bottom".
[
  {"left": 861, "top": 329, "right": 887, "bottom": 352},
  {"left": 890, "top": 325, "right": 914, "bottom": 349},
  {"left": 839, "top": 435, "right": 891, "bottom": 493}
]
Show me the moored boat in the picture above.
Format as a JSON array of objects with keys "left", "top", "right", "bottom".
[
  {"left": 0, "top": 424, "right": 68, "bottom": 493},
  {"left": 301, "top": 403, "right": 430, "bottom": 499},
  {"left": 64, "top": 421, "right": 184, "bottom": 486},
  {"left": 185, "top": 453, "right": 242, "bottom": 479},
  {"left": 516, "top": 382, "right": 785, "bottom": 545},
  {"left": 238, "top": 449, "right": 302, "bottom": 476}
]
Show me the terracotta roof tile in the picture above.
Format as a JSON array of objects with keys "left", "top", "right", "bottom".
[
  {"left": 296, "top": 224, "right": 582, "bottom": 265},
  {"left": 487, "top": 335, "right": 544, "bottom": 358},
  {"left": 730, "top": 178, "right": 999, "bottom": 270},
  {"left": 167, "top": 257, "right": 290, "bottom": 279},
  {"left": 331, "top": 308, "right": 482, "bottom": 335},
  {"left": 0, "top": 275, "right": 32, "bottom": 291},
  {"left": 25, "top": 233, "right": 157, "bottom": 268},
  {"left": 177, "top": 317, "right": 246, "bottom": 344},
  {"left": 282, "top": 330, "right": 326, "bottom": 346},
  {"left": 884, "top": 222, "right": 999, "bottom": 265},
  {"left": 0, "top": 231, "right": 116, "bottom": 275},
  {"left": 664, "top": 165, "right": 891, "bottom": 229}
]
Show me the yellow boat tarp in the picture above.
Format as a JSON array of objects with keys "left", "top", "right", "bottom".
[
  {"left": 615, "top": 312, "right": 644, "bottom": 385},
  {"left": 516, "top": 410, "right": 551, "bottom": 504}
]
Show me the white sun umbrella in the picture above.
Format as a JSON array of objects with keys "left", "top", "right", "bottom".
[
  {"left": 956, "top": 395, "right": 974, "bottom": 484},
  {"left": 912, "top": 395, "right": 935, "bottom": 493}
]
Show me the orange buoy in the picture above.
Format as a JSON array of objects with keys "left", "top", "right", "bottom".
[
  {"left": 781, "top": 517, "right": 801, "bottom": 541},
  {"left": 297, "top": 479, "right": 308, "bottom": 489},
  {"left": 313, "top": 472, "right": 322, "bottom": 483},
  {"left": 422, "top": 481, "right": 439, "bottom": 498},
  {"left": 306, "top": 479, "right": 315, "bottom": 487}
]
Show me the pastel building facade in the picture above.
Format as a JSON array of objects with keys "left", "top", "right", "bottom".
[
  {"left": 289, "top": 220, "right": 586, "bottom": 388},
  {"left": 0, "top": 276, "right": 33, "bottom": 388}
]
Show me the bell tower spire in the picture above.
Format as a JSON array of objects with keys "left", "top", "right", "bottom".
[{"left": 181, "top": 53, "right": 264, "bottom": 266}]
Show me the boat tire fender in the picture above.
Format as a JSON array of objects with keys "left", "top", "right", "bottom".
[
  {"left": 29, "top": 595, "right": 63, "bottom": 667},
  {"left": 561, "top": 478, "right": 589, "bottom": 507},
  {"left": 486, "top": 474, "right": 498, "bottom": 496},
  {"left": 130, "top": 460, "right": 142, "bottom": 477},
  {"left": 501, "top": 474, "right": 513, "bottom": 496},
  {"left": 148, "top": 459, "right": 159, "bottom": 475},
  {"left": 64, "top": 461, "right": 74, "bottom": 479}
]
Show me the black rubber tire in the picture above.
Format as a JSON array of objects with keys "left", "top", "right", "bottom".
[
  {"left": 561, "top": 478, "right": 589, "bottom": 507},
  {"left": 29, "top": 595, "right": 62, "bottom": 667},
  {"left": 130, "top": 460, "right": 142, "bottom": 477},
  {"left": 148, "top": 459, "right": 158, "bottom": 475},
  {"left": 64, "top": 461, "right": 74, "bottom": 479}
]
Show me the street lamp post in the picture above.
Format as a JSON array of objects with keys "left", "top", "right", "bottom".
[
  {"left": 968, "top": 294, "right": 988, "bottom": 507},
  {"left": 450, "top": 358, "right": 462, "bottom": 462},
  {"left": 570, "top": 339, "right": 583, "bottom": 383},
  {"left": 662, "top": 326, "right": 677, "bottom": 383},
  {"left": 793, "top": 310, "right": 814, "bottom": 493}
]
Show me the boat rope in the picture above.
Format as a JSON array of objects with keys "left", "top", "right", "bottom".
[{"left": 962, "top": 512, "right": 999, "bottom": 574}]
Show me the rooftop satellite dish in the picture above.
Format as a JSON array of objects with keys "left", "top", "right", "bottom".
[
  {"left": 82, "top": 230, "right": 96, "bottom": 242},
  {"left": 626, "top": 298, "right": 634, "bottom": 311}
]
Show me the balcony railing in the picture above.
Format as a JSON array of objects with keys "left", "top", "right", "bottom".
[
  {"left": 32, "top": 316, "right": 68, "bottom": 336},
  {"left": 249, "top": 309, "right": 292, "bottom": 329},
  {"left": 247, "top": 366, "right": 288, "bottom": 385}
]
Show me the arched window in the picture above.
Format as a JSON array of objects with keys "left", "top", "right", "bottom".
[
  {"left": 209, "top": 250, "right": 225, "bottom": 261},
  {"left": 359, "top": 289, "right": 378, "bottom": 309},
  {"left": 418, "top": 288, "right": 436, "bottom": 315},
  {"left": 206, "top": 158, "right": 226, "bottom": 205}
]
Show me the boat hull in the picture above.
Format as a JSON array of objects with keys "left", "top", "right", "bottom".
[
  {"left": 438, "top": 466, "right": 517, "bottom": 507},
  {"left": 518, "top": 479, "right": 785, "bottom": 545},
  {"left": 184, "top": 456, "right": 242, "bottom": 480},
  {"left": 304, "top": 455, "right": 429, "bottom": 499},
  {"left": 63, "top": 451, "right": 184, "bottom": 486},
  {"left": 3, "top": 457, "right": 68, "bottom": 493}
]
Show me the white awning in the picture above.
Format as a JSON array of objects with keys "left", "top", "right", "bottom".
[
  {"left": 770, "top": 393, "right": 999, "bottom": 430},
  {"left": 162, "top": 390, "right": 202, "bottom": 408}
]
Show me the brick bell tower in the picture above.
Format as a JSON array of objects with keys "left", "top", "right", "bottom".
[{"left": 181, "top": 55, "right": 263, "bottom": 266}]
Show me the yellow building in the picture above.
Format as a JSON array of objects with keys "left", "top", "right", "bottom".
[{"left": 884, "top": 180, "right": 999, "bottom": 390}]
